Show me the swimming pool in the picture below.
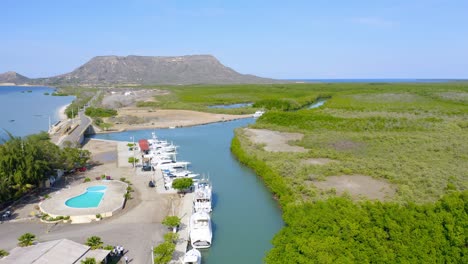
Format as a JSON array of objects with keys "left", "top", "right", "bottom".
[{"left": 65, "top": 185, "right": 107, "bottom": 208}]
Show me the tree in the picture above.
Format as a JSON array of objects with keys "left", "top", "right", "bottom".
[
  {"left": 128, "top": 157, "right": 139, "bottom": 167},
  {"left": 162, "top": 216, "right": 181, "bottom": 229},
  {"left": 81, "top": 257, "right": 96, "bottom": 264},
  {"left": 18, "top": 233, "right": 36, "bottom": 247},
  {"left": 85, "top": 236, "right": 103, "bottom": 250},
  {"left": 163, "top": 232, "right": 179, "bottom": 244},
  {"left": 171, "top": 178, "right": 193, "bottom": 192},
  {"left": 153, "top": 242, "right": 175, "bottom": 264}
]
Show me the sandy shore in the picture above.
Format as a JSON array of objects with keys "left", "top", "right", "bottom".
[
  {"left": 103, "top": 108, "right": 253, "bottom": 131},
  {"left": 56, "top": 103, "right": 71, "bottom": 121}
]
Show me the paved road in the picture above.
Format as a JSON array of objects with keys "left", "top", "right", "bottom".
[{"left": 55, "top": 111, "right": 91, "bottom": 147}]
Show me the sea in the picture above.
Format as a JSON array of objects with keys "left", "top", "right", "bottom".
[{"left": 0, "top": 86, "right": 74, "bottom": 140}]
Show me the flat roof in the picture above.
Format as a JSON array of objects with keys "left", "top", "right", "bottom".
[{"left": 0, "top": 239, "right": 109, "bottom": 264}]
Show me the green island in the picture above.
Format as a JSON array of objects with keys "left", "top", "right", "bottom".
[{"left": 135, "top": 82, "right": 468, "bottom": 263}]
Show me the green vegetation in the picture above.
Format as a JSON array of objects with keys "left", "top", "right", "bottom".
[
  {"left": 93, "top": 117, "right": 113, "bottom": 130},
  {"left": 153, "top": 241, "right": 175, "bottom": 264},
  {"left": 135, "top": 84, "right": 322, "bottom": 114},
  {"left": 0, "top": 249, "right": 9, "bottom": 257},
  {"left": 17, "top": 233, "right": 36, "bottom": 247},
  {"left": 85, "top": 107, "right": 117, "bottom": 118},
  {"left": 171, "top": 178, "right": 193, "bottom": 192},
  {"left": 162, "top": 216, "right": 181, "bottom": 229},
  {"left": 85, "top": 236, "right": 103, "bottom": 250},
  {"left": 153, "top": 224, "right": 180, "bottom": 264},
  {"left": 152, "top": 82, "right": 468, "bottom": 262},
  {"left": 267, "top": 192, "right": 467, "bottom": 263},
  {"left": 81, "top": 257, "right": 96, "bottom": 264},
  {"left": 225, "top": 82, "right": 468, "bottom": 262},
  {"left": 128, "top": 157, "right": 139, "bottom": 167},
  {"left": 58, "top": 87, "right": 96, "bottom": 118},
  {"left": 0, "top": 132, "right": 90, "bottom": 203},
  {"left": 43, "top": 92, "right": 50, "bottom": 95}
]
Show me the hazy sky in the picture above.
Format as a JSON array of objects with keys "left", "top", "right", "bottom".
[{"left": 1, "top": 0, "right": 468, "bottom": 79}]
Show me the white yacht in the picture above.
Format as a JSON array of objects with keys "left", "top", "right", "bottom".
[
  {"left": 189, "top": 211, "right": 212, "bottom": 249},
  {"left": 193, "top": 179, "right": 212, "bottom": 213},
  {"left": 253, "top": 110, "right": 265, "bottom": 118},
  {"left": 183, "top": 248, "right": 201, "bottom": 264}
]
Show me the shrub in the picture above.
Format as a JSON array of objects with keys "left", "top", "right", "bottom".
[
  {"left": 85, "top": 236, "right": 103, "bottom": 250},
  {"left": 84, "top": 177, "right": 91, "bottom": 183},
  {"left": 0, "top": 249, "right": 9, "bottom": 257},
  {"left": 163, "top": 232, "right": 179, "bottom": 243},
  {"left": 171, "top": 178, "right": 193, "bottom": 192},
  {"left": 162, "top": 216, "right": 180, "bottom": 228},
  {"left": 153, "top": 242, "right": 175, "bottom": 264},
  {"left": 85, "top": 107, "right": 117, "bottom": 118},
  {"left": 95, "top": 214, "right": 102, "bottom": 219},
  {"left": 18, "top": 233, "right": 36, "bottom": 247}
]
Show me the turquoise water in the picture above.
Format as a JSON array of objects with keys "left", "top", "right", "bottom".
[
  {"left": 65, "top": 185, "right": 107, "bottom": 208},
  {"left": 308, "top": 99, "right": 327, "bottom": 109},
  {"left": 0, "top": 86, "right": 74, "bottom": 139},
  {"left": 91, "top": 118, "right": 284, "bottom": 263}
]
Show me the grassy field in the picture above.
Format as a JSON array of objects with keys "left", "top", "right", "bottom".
[
  {"left": 137, "top": 82, "right": 468, "bottom": 262},
  {"left": 137, "top": 82, "right": 467, "bottom": 203}
]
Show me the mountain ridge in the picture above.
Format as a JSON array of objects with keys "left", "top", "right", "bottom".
[{"left": 0, "top": 55, "right": 279, "bottom": 86}]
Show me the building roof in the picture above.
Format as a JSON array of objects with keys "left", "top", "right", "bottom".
[
  {"left": 0, "top": 239, "right": 109, "bottom": 264},
  {"left": 138, "top": 139, "right": 149, "bottom": 151}
]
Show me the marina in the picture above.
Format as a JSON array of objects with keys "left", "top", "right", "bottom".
[{"left": 92, "top": 118, "right": 284, "bottom": 264}]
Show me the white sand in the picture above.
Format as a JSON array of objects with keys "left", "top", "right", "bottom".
[{"left": 56, "top": 103, "right": 71, "bottom": 121}]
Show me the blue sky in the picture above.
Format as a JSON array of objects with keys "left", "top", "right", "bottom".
[{"left": 1, "top": 0, "right": 467, "bottom": 79}]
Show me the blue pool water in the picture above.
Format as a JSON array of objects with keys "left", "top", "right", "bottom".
[{"left": 65, "top": 185, "right": 107, "bottom": 208}]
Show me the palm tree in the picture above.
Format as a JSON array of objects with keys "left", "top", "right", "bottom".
[
  {"left": 0, "top": 249, "right": 9, "bottom": 257},
  {"left": 17, "top": 233, "right": 36, "bottom": 247},
  {"left": 85, "top": 236, "right": 103, "bottom": 250},
  {"left": 81, "top": 257, "right": 96, "bottom": 264}
]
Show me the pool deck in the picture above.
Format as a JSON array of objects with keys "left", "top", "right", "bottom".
[{"left": 39, "top": 181, "right": 128, "bottom": 223}]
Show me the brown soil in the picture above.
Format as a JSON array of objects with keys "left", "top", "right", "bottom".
[
  {"left": 104, "top": 108, "right": 251, "bottom": 130},
  {"left": 244, "top": 128, "right": 307, "bottom": 152},
  {"left": 314, "top": 175, "right": 396, "bottom": 201},
  {"left": 82, "top": 138, "right": 117, "bottom": 164}
]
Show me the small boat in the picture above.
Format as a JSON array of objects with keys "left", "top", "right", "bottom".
[
  {"left": 253, "top": 110, "right": 265, "bottom": 118},
  {"left": 193, "top": 179, "right": 212, "bottom": 213},
  {"left": 9, "top": 120, "right": 15, "bottom": 122},
  {"left": 182, "top": 248, "right": 201, "bottom": 264},
  {"left": 189, "top": 211, "right": 212, "bottom": 249}
]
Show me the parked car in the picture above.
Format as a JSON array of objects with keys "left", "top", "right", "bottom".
[{"left": 142, "top": 165, "right": 152, "bottom": 171}]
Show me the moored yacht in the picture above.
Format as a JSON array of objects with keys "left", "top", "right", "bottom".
[
  {"left": 189, "top": 211, "right": 212, "bottom": 249},
  {"left": 193, "top": 179, "right": 212, "bottom": 213},
  {"left": 253, "top": 110, "right": 265, "bottom": 118},
  {"left": 182, "top": 248, "right": 201, "bottom": 264}
]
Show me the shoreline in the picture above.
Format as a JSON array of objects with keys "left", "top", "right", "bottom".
[{"left": 56, "top": 103, "right": 71, "bottom": 121}]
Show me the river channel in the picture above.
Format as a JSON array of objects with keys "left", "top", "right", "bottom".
[{"left": 91, "top": 118, "right": 284, "bottom": 263}]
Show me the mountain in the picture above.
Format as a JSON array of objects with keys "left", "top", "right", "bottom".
[
  {"left": 0, "top": 71, "right": 30, "bottom": 85},
  {"left": 30, "top": 55, "right": 277, "bottom": 85}
]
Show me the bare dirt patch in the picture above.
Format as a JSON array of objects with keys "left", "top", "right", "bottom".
[
  {"left": 244, "top": 128, "right": 307, "bottom": 152},
  {"left": 314, "top": 175, "right": 396, "bottom": 201},
  {"left": 106, "top": 108, "right": 251, "bottom": 130},
  {"left": 436, "top": 92, "right": 468, "bottom": 103},
  {"left": 101, "top": 89, "right": 168, "bottom": 109},
  {"left": 302, "top": 158, "right": 336, "bottom": 165},
  {"left": 82, "top": 138, "right": 117, "bottom": 164}
]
